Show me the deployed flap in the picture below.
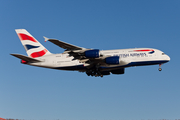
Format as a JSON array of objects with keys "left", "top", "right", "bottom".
[
  {"left": 44, "top": 37, "right": 85, "bottom": 50},
  {"left": 10, "top": 54, "right": 42, "bottom": 62}
]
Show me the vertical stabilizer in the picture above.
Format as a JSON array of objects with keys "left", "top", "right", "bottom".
[{"left": 15, "top": 29, "right": 51, "bottom": 58}]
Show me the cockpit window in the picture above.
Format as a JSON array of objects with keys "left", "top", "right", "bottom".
[{"left": 162, "top": 53, "right": 165, "bottom": 55}]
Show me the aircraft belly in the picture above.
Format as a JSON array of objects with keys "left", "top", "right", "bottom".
[
  {"left": 100, "top": 59, "right": 169, "bottom": 71},
  {"left": 128, "top": 60, "right": 169, "bottom": 66},
  {"left": 55, "top": 65, "right": 86, "bottom": 71}
]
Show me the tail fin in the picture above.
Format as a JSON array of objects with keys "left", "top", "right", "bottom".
[{"left": 15, "top": 29, "right": 51, "bottom": 58}]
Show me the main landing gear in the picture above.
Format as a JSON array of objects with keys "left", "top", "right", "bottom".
[
  {"left": 86, "top": 64, "right": 104, "bottom": 77},
  {"left": 158, "top": 64, "right": 162, "bottom": 71},
  {"left": 86, "top": 69, "right": 103, "bottom": 77}
]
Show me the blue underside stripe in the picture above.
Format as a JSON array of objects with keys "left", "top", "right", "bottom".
[{"left": 55, "top": 60, "right": 169, "bottom": 71}]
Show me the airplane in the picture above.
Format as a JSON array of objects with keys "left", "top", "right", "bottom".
[{"left": 11, "top": 29, "right": 170, "bottom": 77}]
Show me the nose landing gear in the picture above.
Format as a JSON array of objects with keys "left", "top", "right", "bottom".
[{"left": 158, "top": 64, "right": 162, "bottom": 71}]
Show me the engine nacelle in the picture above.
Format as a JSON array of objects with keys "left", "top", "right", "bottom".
[
  {"left": 85, "top": 49, "right": 100, "bottom": 58},
  {"left": 105, "top": 56, "right": 120, "bottom": 65}
]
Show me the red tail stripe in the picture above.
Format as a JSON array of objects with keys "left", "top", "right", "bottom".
[
  {"left": 18, "top": 33, "right": 37, "bottom": 42},
  {"left": 30, "top": 49, "right": 48, "bottom": 58},
  {"left": 134, "top": 49, "right": 154, "bottom": 52}
]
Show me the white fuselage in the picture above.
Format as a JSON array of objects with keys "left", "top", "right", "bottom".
[{"left": 27, "top": 48, "right": 170, "bottom": 72}]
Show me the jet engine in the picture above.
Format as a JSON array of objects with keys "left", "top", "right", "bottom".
[
  {"left": 105, "top": 56, "right": 120, "bottom": 65},
  {"left": 84, "top": 49, "right": 100, "bottom": 58}
]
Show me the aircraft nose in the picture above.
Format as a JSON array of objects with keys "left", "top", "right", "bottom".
[{"left": 166, "top": 55, "right": 170, "bottom": 61}]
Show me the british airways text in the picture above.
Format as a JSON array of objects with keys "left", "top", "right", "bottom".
[{"left": 114, "top": 53, "right": 147, "bottom": 58}]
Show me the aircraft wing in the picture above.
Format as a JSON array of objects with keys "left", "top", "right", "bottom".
[
  {"left": 43, "top": 37, "right": 129, "bottom": 69},
  {"left": 10, "top": 54, "right": 42, "bottom": 62},
  {"left": 44, "top": 37, "right": 85, "bottom": 50}
]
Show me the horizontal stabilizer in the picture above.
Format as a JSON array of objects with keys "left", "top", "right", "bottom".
[
  {"left": 10, "top": 54, "right": 42, "bottom": 62},
  {"left": 44, "top": 37, "right": 85, "bottom": 50}
]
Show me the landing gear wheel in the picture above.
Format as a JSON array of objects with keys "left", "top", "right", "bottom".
[{"left": 158, "top": 64, "right": 162, "bottom": 71}]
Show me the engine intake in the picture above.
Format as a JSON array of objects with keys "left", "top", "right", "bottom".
[
  {"left": 85, "top": 49, "right": 100, "bottom": 58},
  {"left": 105, "top": 56, "right": 120, "bottom": 65}
]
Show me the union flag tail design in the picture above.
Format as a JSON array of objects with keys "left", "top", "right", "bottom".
[{"left": 15, "top": 29, "right": 51, "bottom": 58}]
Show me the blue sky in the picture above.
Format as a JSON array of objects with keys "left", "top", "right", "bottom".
[{"left": 0, "top": 0, "right": 180, "bottom": 120}]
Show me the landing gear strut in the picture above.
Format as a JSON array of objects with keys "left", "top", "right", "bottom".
[
  {"left": 158, "top": 64, "right": 162, "bottom": 71},
  {"left": 86, "top": 69, "right": 103, "bottom": 77}
]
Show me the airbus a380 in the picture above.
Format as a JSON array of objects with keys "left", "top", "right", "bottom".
[{"left": 11, "top": 29, "right": 170, "bottom": 77}]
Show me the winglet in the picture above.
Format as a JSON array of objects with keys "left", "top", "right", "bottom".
[{"left": 44, "top": 36, "right": 49, "bottom": 42}]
